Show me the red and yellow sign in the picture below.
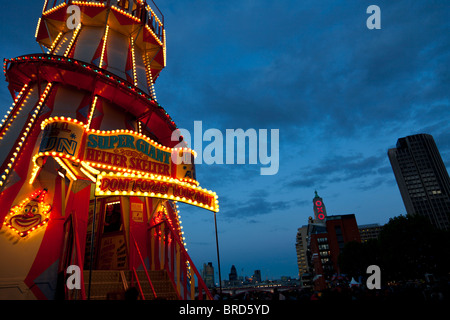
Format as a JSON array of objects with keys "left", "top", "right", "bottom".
[
  {"left": 95, "top": 173, "right": 218, "bottom": 212},
  {"left": 36, "top": 117, "right": 196, "bottom": 183},
  {"left": 32, "top": 117, "right": 218, "bottom": 213}
]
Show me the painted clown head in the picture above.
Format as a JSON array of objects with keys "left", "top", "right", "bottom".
[{"left": 3, "top": 189, "right": 51, "bottom": 237}]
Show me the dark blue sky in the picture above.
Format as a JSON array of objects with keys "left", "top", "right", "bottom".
[{"left": 1, "top": 1, "right": 449, "bottom": 280}]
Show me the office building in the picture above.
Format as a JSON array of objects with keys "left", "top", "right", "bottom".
[
  {"left": 253, "top": 270, "right": 262, "bottom": 283},
  {"left": 309, "top": 214, "right": 360, "bottom": 290},
  {"left": 202, "top": 262, "right": 215, "bottom": 288},
  {"left": 298, "top": 192, "right": 361, "bottom": 290},
  {"left": 296, "top": 225, "right": 311, "bottom": 286},
  {"left": 229, "top": 265, "right": 238, "bottom": 281},
  {"left": 358, "top": 223, "right": 383, "bottom": 242},
  {"left": 388, "top": 134, "right": 450, "bottom": 230},
  {"left": 325, "top": 215, "right": 361, "bottom": 268}
]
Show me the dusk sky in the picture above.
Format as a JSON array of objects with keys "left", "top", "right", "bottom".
[{"left": 1, "top": 1, "right": 449, "bottom": 281}]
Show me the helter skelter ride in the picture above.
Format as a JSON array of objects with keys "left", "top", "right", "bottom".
[{"left": 0, "top": 0, "right": 218, "bottom": 300}]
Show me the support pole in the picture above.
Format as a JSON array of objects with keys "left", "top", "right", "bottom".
[
  {"left": 214, "top": 211, "right": 222, "bottom": 298},
  {"left": 87, "top": 196, "right": 97, "bottom": 300}
]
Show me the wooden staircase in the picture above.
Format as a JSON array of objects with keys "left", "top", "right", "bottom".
[{"left": 83, "top": 270, "right": 179, "bottom": 300}]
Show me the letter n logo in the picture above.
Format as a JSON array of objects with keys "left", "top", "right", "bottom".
[{"left": 57, "top": 138, "right": 78, "bottom": 156}]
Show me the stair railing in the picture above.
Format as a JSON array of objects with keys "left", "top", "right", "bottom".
[
  {"left": 131, "top": 268, "right": 145, "bottom": 300},
  {"left": 149, "top": 219, "right": 212, "bottom": 300},
  {"left": 130, "top": 231, "right": 157, "bottom": 299}
]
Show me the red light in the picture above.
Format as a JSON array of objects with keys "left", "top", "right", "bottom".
[{"left": 315, "top": 200, "right": 325, "bottom": 220}]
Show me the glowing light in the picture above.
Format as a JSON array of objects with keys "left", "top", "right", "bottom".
[
  {"left": 163, "top": 29, "right": 166, "bottom": 67},
  {"left": 99, "top": 25, "right": 109, "bottom": 69},
  {"left": 55, "top": 157, "right": 78, "bottom": 181},
  {"left": 144, "top": 24, "right": 163, "bottom": 46},
  {"left": 130, "top": 36, "right": 138, "bottom": 87},
  {"left": 35, "top": 18, "right": 42, "bottom": 39},
  {"left": 0, "top": 84, "right": 30, "bottom": 140},
  {"left": 314, "top": 200, "right": 325, "bottom": 220},
  {"left": 64, "top": 23, "right": 82, "bottom": 57},
  {"left": 80, "top": 161, "right": 100, "bottom": 175},
  {"left": 29, "top": 165, "right": 41, "bottom": 185},
  {"left": 48, "top": 32, "right": 63, "bottom": 54},
  {"left": 3, "top": 189, "right": 51, "bottom": 238},
  {"left": 42, "top": 0, "right": 49, "bottom": 14},
  {"left": 144, "top": 53, "right": 157, "bottom": 101},
  {"left": 87, "top": 96, "right": 98, "bottom": 128},
  {"left": 80, "top": 166, "right": 96, "bottom": 183},
  {"left": 0, "top": 83, "right": 52, "bottom": 188},
  {"left": 72, "top": 1, "right": 105, "bottom": 8},
  {"left": 3, "top": 55, "right": 176, "bottom": 129},
  {"left": 32, "top": 117, "right": 199, "bottom": 187},
  {"left": 42, "top": 2, "right": 67, "bottom": 15},
  {"left": 95, "top": 172, "right": 218, "bottom": 213},
  {"left": 110, "top": 5, "right": 143, "bottom": 24}
]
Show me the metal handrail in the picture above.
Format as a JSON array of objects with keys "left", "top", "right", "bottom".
[
  {"left": 131, "top": 232, "right": 157, "bottom": 299},
  {"left": 148, "top": 0, "right": 164, "bottom": 25},
  {"left": 149, "top": 219, "right": 213, "bottom": 300},
  {"left": 45, "top": 0, "right": 165, "bottom": 42},
  {"left": 132, "top": 267, "right": 145, "bottom": 300}
]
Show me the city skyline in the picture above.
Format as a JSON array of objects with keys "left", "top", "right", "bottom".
[{"left": 0, "top": 1, "right": 449, "bottom": 280}]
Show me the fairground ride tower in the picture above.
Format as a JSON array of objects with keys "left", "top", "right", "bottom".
[{"left": 0, "top": 0, "right": 218, "bottom": 300}]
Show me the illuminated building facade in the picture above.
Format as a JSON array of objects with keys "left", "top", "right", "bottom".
[
  {"left": 388, "top": 133, "right": 450, "bottom": 230},
  {"left": 0, "top": 0, "right": 217, "bottom": 300},
  {"left": 358, "top": 223, "right": 382, "bottom": 243},
  {"left": 295, "top": 225, "right": 311, "bottom": 287},
  {"left": 299, "top": 192, "right": 360, "bottom": 290},
  {"left": 325, "top": 215, "right": 361, "bottom": 271},
  {"left": 313, "top": 190, "right": 327, "bottom": 224}
]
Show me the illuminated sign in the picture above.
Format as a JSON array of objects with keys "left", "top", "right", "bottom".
[
  {"left": 39, "top": 119, "right": 84, "bottom": 159},
  {"left": 35, "top": 117, "right": 197, "bottom": 184},
  {"left": 84, "top": 133, "right": 173, "bottom": 177},
  {"left": 95, "top": 173, "right": 218, "bottom": 212},
  {"left": 30, "top": 117, "right": 218, "bottom": 213},
  {"left": 314, "top": 199, "right": 326, "bottom": 221}
]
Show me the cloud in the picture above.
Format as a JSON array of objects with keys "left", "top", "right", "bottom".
[
  {"left": 219, "top": 188, "right": 291, "bottom": 219},
  {"left": 161, "top": 1, "right": 449, "bottom": 133},
  {"left": 287, "top": 153, "right": 389, "bottom": 190}
]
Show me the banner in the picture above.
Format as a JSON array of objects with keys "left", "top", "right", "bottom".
[
  {"left": 33, "top": 117, "right": 218, "bottom": 212},
  {"left": 38, "top": 119, "right": 85, "bottom": 161},
  {"left": 95, "top": 173, "right": 218, "bottom": 212},
  {"left": 36, "top": 117, "right": 196, "bottom": 183}
]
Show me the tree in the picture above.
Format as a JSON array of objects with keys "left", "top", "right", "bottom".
[
  {"left": 338, "top": 239, "right": 380, "bottom": 279},
  {"left": 378, "top": 214, "right": 450, "bottom": 281},
  {"left": 339, "top": 214, "right": 450, "bottom": 283}
]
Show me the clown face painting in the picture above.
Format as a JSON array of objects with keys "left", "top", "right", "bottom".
[{"left": 3, "top": 189, "right": 51, "bottom": 237}]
